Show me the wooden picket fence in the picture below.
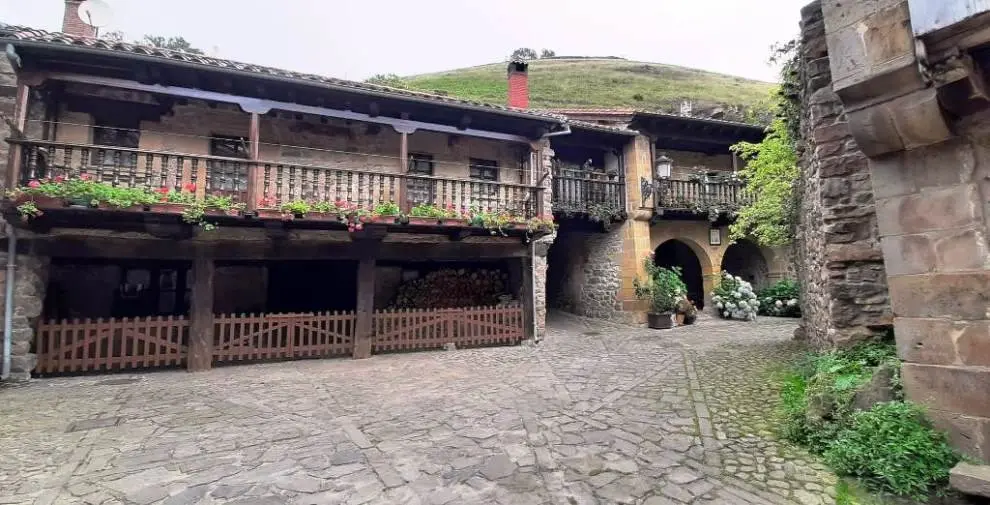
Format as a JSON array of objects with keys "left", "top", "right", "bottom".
[
  {"left": 372, "top": 304, "right": 525, "bottom": 353},
  {"left": 32, "top": 305, "right": 524, "bottom": 374},
  {"left": 212, "top": 311, "right": 356, "bottom": 363},
  {"left": 34, "top": 315, "right": 189, "bottom": 374}
]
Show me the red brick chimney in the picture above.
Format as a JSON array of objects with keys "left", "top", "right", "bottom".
[
  {"left": 62, "top": 0, "right": 97, "bottom": 38},
  {"left": 507, "top": 60, "right": 529, "bottom": 109}
]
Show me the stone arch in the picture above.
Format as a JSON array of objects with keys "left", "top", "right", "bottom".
[
  {"left": 720, "top": 239, "right": 770, "bottom": 289},
  {"left": 654, "top": 239, "right": 711, "bottom": 309}
]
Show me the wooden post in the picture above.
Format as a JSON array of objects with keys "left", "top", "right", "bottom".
[
  {"left": 397, "top": 129, "right": 409, "bottom": 212},
  {"left": 353, "top": 255, "right": 376, "bottom": 359},
  {"left": 6, "top": 82, "right": 31, "bottom": 189},
  {"left": 188, "top": 255, "right": 215, "bottom": 371},
  {"left": 246, "top": 112, "right": 261, "bottom": 212}
]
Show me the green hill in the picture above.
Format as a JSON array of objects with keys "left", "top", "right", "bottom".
[{"left": 403, "top": 58, "right": 776, "bottom": 118}]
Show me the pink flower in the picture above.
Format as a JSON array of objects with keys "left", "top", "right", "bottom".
[
  {"left": 54, "top": 175, "right": 65, "bottom": 183},
  {"left": 27, "top": 180, "right": 40, "bottom": 188},
  {"left": 182, "top": 183, "right": 196, "bottom": 193},
  {"left": 156, "top": 187, "right": 170, "bottom": 195},
  {"left": 79, "top": 173, "right": 91, "bottom": 181}
]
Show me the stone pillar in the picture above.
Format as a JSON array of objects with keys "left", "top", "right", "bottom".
[
  {"left": 0, "top": 251, "right": 48, "bottom": 381},
  {"left": 616, "top": 135, "right": 654, "bottom": 323},
  {"left": 819, "top": 0, "right": 990, "bottom": 464},
  {"left": 530, "top": 138, "right": 555, "bottom": 338},
  {"left": 353, "top": 256, "right": 376, "bottom": 359},
  {"left": 795, "top": 1, "right": 891, "bottom": 348}
]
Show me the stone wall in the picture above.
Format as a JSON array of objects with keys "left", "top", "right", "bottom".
[
  {"left": 794, "top": 1, "right": 891, "bottom": 348},
  {"left": 547, "top": 227, "right": 623, "bottom": 320},
  {"left": 0, "top": 253, "right": 49, "bottom": 380}
]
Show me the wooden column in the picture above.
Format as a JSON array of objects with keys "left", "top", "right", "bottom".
[
  {"left": 246, "top": 112, "right": 261, "bottom": 212},
  {"left": 6, "top": 82, "right": 31, "bottom": 189},
  {"left": 187, "top": 255, "right": 216, "bottom": 371},
  {"left": 353, "top": 255, "right": 376, "bottom": 359}
]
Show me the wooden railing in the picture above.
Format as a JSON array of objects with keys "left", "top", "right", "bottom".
[
  {"left": 552, "top": 167, "right": 624, "bottom": 214},
  {"left": 10, "top": 139, "right": 543, "bottom": 217},
  {"left": 655, "top": 178, "right": 752, "bottom": 213}
]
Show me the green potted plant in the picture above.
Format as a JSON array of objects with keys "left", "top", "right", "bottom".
[
  {"left": 280, "top": 199, "right": 311, "bottom": 219},
  {"left": 255, "top": 195, "right": 283, "bottom": 220},
  {"left": 372, "top": 201, "right": 401, "bottom": 224},
  {"left": 149, "top": 184, "right": 196, "bottom": 214},
  {"left": 408, "top": 203, "right": 444, "bottom": 225},
  {"left": 204, "top": 194, "right": 245, "bottom": 217},
  {"left": 633, "top": 256, "right": 687, "bottom": 330},
  {"left": 310, "top": 200, "right": 342, "bottom": 221}
]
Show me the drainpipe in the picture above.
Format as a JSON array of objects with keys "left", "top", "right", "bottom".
[{"left": 2, "top": 225, "right": 16, "bottom": 380}]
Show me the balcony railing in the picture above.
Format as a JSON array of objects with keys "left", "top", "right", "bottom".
[
  {"left": 655, "top": 178, "right": 752, "bottom": 213},
  {"left": 551, "top": 167, "right": 624, "bottom": 215},
  {"left": 10, "top": 139, "right": 543, "bottom": 218}
]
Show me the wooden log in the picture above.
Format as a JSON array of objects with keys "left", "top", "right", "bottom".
[{"left": 188, "top": 255, "right": 216, "bottom": 371}]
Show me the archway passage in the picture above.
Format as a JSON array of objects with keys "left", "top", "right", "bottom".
[
  {"left": 655, "top": 240, "right": 704, "bottom": 309},
  {"left": 720, "top": 239, "right": 770, "bottom": 289}
]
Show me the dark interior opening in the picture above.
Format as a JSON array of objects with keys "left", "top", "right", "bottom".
[{"left": 654, "top": 240, "right": 705, "bottom": 309}]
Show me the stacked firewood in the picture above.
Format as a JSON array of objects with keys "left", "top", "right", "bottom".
[{"left": 392, "top": 268, "right": 511, "bottom": 308}]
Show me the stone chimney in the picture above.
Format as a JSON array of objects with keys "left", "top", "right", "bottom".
[
  {"left": 62, "top": 0, "right": 97, "bottom": 38},
  {"left": 507, "top": 60, "right": 529, "bottom": 109}
]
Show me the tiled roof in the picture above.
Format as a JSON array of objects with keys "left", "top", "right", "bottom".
[
  {"left": 630, "top": 110, "right": 766, "bottom": 131},
  {"left": 0, "top": 25, "right": 566, "bottom": 124},
  {"left": 549, "top": 108, "right": 637, "bottom": 116},
  {"left": 564, "top": 119, "right": 637, "bottom": 135}
]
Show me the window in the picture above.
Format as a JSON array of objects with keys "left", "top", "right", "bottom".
[
  {"left": 407, "top": 153, "right": 435, "bottom": 205},
  {"left": 209, "top": 135, "right": 250, "bottom": 196},
  {"left": 469, "top": 158, "right": 499, "bottom": 210},
  {"left": 91, "top": 116, "right": 140, "bottom": 183}
]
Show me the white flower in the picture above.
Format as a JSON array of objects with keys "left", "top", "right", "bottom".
[
  {"left": 775, "top": 300, "right": 783, "bottom": 308},
  {"left": 787, "top": 299, "right": 797, "bottom": 307},
  {"left": 722, "top": 311, "right": 730, "bottom": 318},
  {"left": 734, "top": 276, "right": 742, "bottom": 283},
  {"left": 754, "top": 300, "right": 760, "bottom": 307},
  {"left": 716, "top": 302, "right": 724, "bottom": 309}
]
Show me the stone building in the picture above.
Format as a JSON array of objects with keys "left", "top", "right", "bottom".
[
  {"left": 807, "top": 0, "right": 990, "bottom": 487},
  {"left": 0, "top": 1, "right": 786, "bottom": 380}
]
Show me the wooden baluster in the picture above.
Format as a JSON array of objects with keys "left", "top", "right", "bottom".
[
  {"left": 357, "top": 172, "right": 365, "bottom": 208},
  {"left": 347, "top": 171, "right": 353, "bottom": 205},
  {"left": 389, "top": 174, "right": 396, "bottom": 204},
  {"left": 261, "top": 164, "right": 271, "bottom": 202},
  {"left": 378, "top": 172, "right": 385, "bottom": 204},
  {"left": 176, "top": 157, "right": 185, "bottom": 192},
  {"left": 335, "top": 170, "right": 343, "bottom": 203},
  {"left": 276, "top": 165, "right": 284, "bottom": 204},
  {"left": 460, "top": 181, "right": 467, "bottom": 215}
]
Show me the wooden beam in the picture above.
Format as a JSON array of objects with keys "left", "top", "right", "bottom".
[
  {"left": 187, "top": 254, "right": 215, "bottom": 372},
  {"left": 6, "top": 81, "right": 30, "bottom": 188},
  {"left": 46, "top": 73, "right": 538, "bottom": 144},
  {"left": 247, "top": 112, "right": 261, "bottom": 211},
  {"left": 398, "top": 131, "right": 409, "bottom": 212},
  {"left": 353, "top": 254, "right": 376, "bottom": 359}
]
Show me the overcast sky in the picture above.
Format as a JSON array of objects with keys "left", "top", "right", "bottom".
[{"left": 1, "top": 0, "right": 807, "bottom": 83}]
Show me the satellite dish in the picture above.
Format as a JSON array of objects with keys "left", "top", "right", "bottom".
[{"left": 77, "top": 0, "right": 113, "bottom": 28}]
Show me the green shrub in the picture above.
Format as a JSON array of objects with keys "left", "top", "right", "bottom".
[
  {"left": 824, "top": 402, "right": 959, "bottom": 500},
  {"left": 757, "top": 279, "right": 801, "bottom": 317},
  {"left": 777, "top": 341, "right": 957, "bottom": 500}
]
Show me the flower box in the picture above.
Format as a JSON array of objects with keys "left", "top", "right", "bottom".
[
  {"left": 407, "top": 217, "right": 438, "bottom": 226},
  {"left": 20, "top": 194, "right": 64, "bottom": 209},
  {"left": 97, "top": 202, "right": 143, "bottom": 212},
  {"left": 205, "top": 208, "right": 242, "bottom": 218},
  {"left": 371, "top": 215, "right": 399, "bottom": 224},
  {"left": 439, "top": 218, "right": 469, "bottom": 227},
  {"left": 256, "top": 208, "right": 291, "bottom": 220},
  {"left": 306, "top": 212, "right": 341, "bottom": 222},
  {"left": 147, "top": 203, "right": 188, "bottom": 215}
]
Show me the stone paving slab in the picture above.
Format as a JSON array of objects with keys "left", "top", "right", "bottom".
[{"left": 0, "top": 313, "right": 835, "bottom": 505}]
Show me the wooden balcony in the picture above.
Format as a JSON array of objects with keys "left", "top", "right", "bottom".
[
  {"left": 654, "top": 178, "right": 752, "bottom": 216},
  {"left": 10, "top": 139, "right": 543, "bottom": 219},
  {"left": 551, "top": 167, "right": 625, "bottom": 219}
]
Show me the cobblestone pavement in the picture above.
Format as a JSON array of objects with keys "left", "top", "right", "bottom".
[{"left": 0, "top": 313, "right": 837, "bottom": 505}]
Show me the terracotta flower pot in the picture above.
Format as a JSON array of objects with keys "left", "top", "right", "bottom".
[
  {"left": 675, "top": 313, "right": 686, "bottom": 326},
  {"left": 441, "top": 218, "right": 469, "bottom": 227},
  {"left": 97, "top": 202, "right": 143, "bottom": 212},
  {"left": 647, "top": 312, "right": 674, "bottom": 330},
  {"left": 26, "top": 194, "right": 64, "bottom": 209},
  {"left": 372, "top": 215, "right": 398, "bottom": 224},
  {"left": 255, "top": 208, "right": 292, "bottom": 220},
  {"left": 205, "top": 208, "right": 242, "bottom": 217},
  {"left": 306, "top": 212, "right": 337, "bottom": 221}
]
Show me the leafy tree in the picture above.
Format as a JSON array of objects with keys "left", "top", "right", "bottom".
[
  {"left": 364, "top": 73, "right": 408, "bottom": 89},
  {"left": 142, "top": 35, "right": 203, "bottom": 54},
  {"left": 510, "top": 47, "right": 538, "bottom": 60},
  {"left": 540, "top": 48, "right": 556, "bottom": 58},
  {"left": 729, "top": 117, "right": 798, "bottom": 247}
]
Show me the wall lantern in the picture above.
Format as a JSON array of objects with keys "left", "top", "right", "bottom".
[
  {"left": 641, "top": 155, "right": 674, "bottom": 206},
  {"left": 709, "top": 227, "right": 722, "bottom": 246}
]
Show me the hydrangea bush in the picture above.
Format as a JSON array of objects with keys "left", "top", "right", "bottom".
[
  {"left": 712, "top": 272, "right": 759, "bottom": 321},
  {"left": 756, "top": 279, "right": 801, "bottom": 317}
]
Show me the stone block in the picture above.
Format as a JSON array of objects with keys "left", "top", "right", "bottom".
[
  {"left": 827, "top": 242, "right": 885, "bottom": 263},
  {"left": 825, "top": 1, "right": 915, "bottom": 92},
  {"left": 902, "top": 363, "right": 990, "bottom": 418},
  {"left": 880, "top": 234, "right": 935, "bottom": 276},
  {"left": 895, "top": 317, "right": 961, "bottom": 365},
  {"left": 934, "top": 228, "right": 989, "bottom": 272},
  {"left": 926, "top": 410, "right": 989, "bottom": 462},
  {"left": 875, "top": 184, "right": 983, "bottom": 236},
  {"left": 950, "top": 463, "right": 990, "bottom": 497},
  {"left": 870, "top": 151, "right": 916, "bottom": 199},
  {"left": 888, "top": 272, "right": 990, "bottom": 319}
]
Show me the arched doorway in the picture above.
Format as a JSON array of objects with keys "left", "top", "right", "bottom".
[
  {"left": 720, "top": 239, "right": 770, "bottom": 289},
  {"left": 655, "top": 240, "right": 705, "bottom": 309}
]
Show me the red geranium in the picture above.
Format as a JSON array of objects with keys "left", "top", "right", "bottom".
[
  {"left": 79, "top": 173, "right": 91, "bottom": 181},
  {"left": 27, "top": 180, "right": 40, "bottom": 188},
  {"left": 182, "top": 183, "right": 196, "bottom": 193},
  {"left": 54, "top": 175, "right": 65, "bottom": 183}
]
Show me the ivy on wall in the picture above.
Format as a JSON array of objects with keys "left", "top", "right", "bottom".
[{"left": 729, "top": 42, "right": 801, "bottom": 248}]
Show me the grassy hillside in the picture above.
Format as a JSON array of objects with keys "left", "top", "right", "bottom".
[{"left": 404, "top": 58, "right": 776, "bottom": 117}]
